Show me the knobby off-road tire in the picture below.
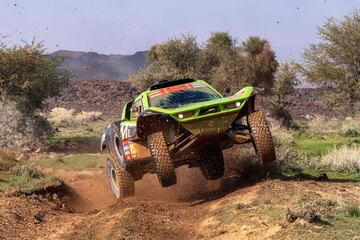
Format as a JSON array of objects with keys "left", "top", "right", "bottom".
[
  {"left": 147, "top": 131, "right": 177, "bottom": 187},
  {"left": 108, "top": 123, "right": 126, "bottom": 169},
  {"left": 106, "top": 157, "right": 135, "bottom": 199},
  {"left": 199, "top": 144, "right": 225, "bottom": 180},
  {"left": 247, "top": 111, "right": 276, "bottom": 164}
]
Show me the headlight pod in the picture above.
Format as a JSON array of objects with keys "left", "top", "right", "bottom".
[
  {"left": 224, "top": 102, "right": 242, "bottom": 109},
  {"left": 177, "top": 111, "right": 194, "bottom": 119}
]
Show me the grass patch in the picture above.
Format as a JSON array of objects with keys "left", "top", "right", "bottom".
[
  {"left": 294, "top": 133, "right": 360, "bottom": 156},
  {"left": 0, "top": 167, "right": 63, "bottom": 194},
  {"left": 215, "top": 201, "right": 284, "bottom": 225},
  {"left": 280, "top": 166, "right": 360, "bottom": 182},
  {"left": 36, "top": 153, "right": 106, "bottom": 170},
  {"left": 46, "top": 120, "right": 110, "bottom": 146},
  {"left": 346, "top": 205, "right": 360, "bottom": 218},
  {"left": 275, "top": 213, "right": 360, "bottom": 240}
]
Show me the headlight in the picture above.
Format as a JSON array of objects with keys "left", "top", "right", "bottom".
[
  {"left": 177, "top": 111, "right": 194, "bottom": 119},
  {"left": 224, "top": 102, "right": 242, "bottom": 109}
]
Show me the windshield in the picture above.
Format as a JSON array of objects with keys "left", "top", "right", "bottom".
[{"left": 148, "top": 83, "right": 221, "bottom": 108}]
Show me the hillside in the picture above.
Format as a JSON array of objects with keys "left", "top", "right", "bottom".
[
  {"left": 45, "top": 80, "right": 345, "bottom": 119},
  {"left": 51, "top": 50, "right": 148, "bottom": 80}
]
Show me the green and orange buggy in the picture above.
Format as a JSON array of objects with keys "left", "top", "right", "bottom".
[{"left": 101, "top": 78, "right": 275, "bottom": 198}]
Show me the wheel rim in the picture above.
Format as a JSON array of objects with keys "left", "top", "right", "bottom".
[
  {"left": 113, "top": 135, "right": 125, "bottom": 168},
  {"left": 106, "top": 160, "right": 120, "bottom": 198}
]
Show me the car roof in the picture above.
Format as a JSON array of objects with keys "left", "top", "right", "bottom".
[{"left": 148, "top": 78, "right": 196, "bottom": 91}]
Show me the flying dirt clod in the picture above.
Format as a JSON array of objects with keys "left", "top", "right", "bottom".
[{"left": 100, "top": 78, "right": 276, "bottom": 198}]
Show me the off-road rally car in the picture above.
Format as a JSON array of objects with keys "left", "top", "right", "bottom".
[{"left": 101, "top": 78, "right": 276, "bottom": 198}]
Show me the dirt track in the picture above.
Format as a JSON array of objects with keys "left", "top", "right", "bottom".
[{"left": 1, "top": 164, "right": 360, "bottom": 240}]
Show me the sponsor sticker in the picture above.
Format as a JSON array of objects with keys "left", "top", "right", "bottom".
[
  {"left": 148, "top": 83, "right": 196, "bottom": 98},
  {"left": 122, "top": 140, "right": 133, "bottom": 161}
]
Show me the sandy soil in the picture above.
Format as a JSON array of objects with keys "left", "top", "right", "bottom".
[{"left": 1, "top": 165, "right": 359, "bottom": 240}]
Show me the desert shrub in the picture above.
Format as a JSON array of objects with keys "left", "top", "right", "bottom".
[
  {"left": 320, "top": 145, "right": 360, "bottom": 172},
  {"left": 49, "top": 107, "right": 103, "bottom": 126},
  {"left": 269, "top": 120, "right": 295, "bottom": 146},
  {"left": 75, "top": 111, "right": 102, "bottom": 122},
  {"left": 270, "top": 60, "right": 299, "bottom": 128},
  {"left": 0, "top": 100, "right": 34, "bottom": 149},
  {"left": 346, "top": 205, "right": 360, "bottom": 218},
  {"left": 0, "top": 150, "right": 18, "bottom": 171},
  {"left": 306, "top": 115, "right": 360, "bottom": 135},
  {"left": 345, "top": 129, "right": 359, "bottom": 137},
  {"left": 285, "top": 198, "right": 337, "bottom": 223},
  {"left": 48, "top": 107, "right": 76, "bottom": 125},
  {"left": 268, "top": 120, "right": 298, "bottom": 165},
  {"left": 0, "top": 164, "right": 64, "bottom": 194},
  {"left": 0, "top": 41, "right": 69, "bottom": 148}
]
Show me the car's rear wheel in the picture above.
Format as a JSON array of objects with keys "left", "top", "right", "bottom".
[
  {"left": 108, "top": 123, "right": 126, "bottom": 169},
  {"left": 106, "top": 157, "right": 135, "bottom": 199},
  {"left": 147, "top": 131, "right": 177, "bottom": 187},
  {"left": 199, "top": 144, "right": 225, "bottom": 180},
  {"left": 247, "top": 111, "right": 276, "bottom": 164}
]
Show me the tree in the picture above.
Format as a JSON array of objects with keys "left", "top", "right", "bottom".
[
  {"left": 131, "top": 33, "right": 278, "bottom": 94},
  {"left": 131, "top": 34, "right": 200, "bottom": 89},
  {"left": 270, "top": 60, "right": 300, "bottom": 127},
  {"left": 242, "top": 36, "right": 278, "bottom": 92},
  {"left": 200, "top": 32, "right": 246, "bottom": 92},
  {"left": 0, "top": 41, "right": 69, "bottom": 148},
  {"left": 303, "top": 10, "right": 360, "bottom": 112},
  {"left": 0, "top": 41, "right": 69, "bottom": 113}
]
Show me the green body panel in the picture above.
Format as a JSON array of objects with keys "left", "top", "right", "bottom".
[
  {"left": 181, "top": 112, "right": 239, "bottom": 135},
  {"left": 121, "top": 80, "right": 255, "bottom": 135}
]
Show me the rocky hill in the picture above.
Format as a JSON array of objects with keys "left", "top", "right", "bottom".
[
  {"left": 51, "top": 50, "right": 148, "bottom": 80},
  {"left": 45, "top": 80, "right": 343, "bottom": 119}
]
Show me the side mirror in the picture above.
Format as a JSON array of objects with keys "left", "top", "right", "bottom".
[{"left": 223, "top": 87, "right": 231, "bottom": 96}]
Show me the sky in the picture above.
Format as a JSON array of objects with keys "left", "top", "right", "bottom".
[{"left": 1, "top": 0, "right": 359, "bottom": 61}]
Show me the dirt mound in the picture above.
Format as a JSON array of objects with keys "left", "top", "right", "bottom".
[
  {"left": 44, "top": 169, "right": 117, "bottom": 212},
  {"left": 2, "top": 177, "right": 359, "bottom": 239}
]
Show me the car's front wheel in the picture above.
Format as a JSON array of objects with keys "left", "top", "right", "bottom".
[
  {"left": 199, "top": 144, "right": 225, "bottom": 180},
  {"left": 106, "top": 157, "right": 135, "bottom": 199},
  {"left": 147, "top": 131, "right": 177, "bottom": 187},
  {"left": 108, "top": 123, "right": 126, "bottom": 169},
  {"left": 247, "top": 111, "right": 276, "bottom": 164}
]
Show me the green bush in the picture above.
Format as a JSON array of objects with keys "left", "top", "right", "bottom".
[
  {"left": 0, "top": 41, "right": 69, "bottom": 112},
  {"left": 346, "top": 205, "right": 360, "bottom": 218},
  {"left": 131, "top": 32, "right": 277, "bottom": 93},
  {"left": 0, "top": 41, "right": 69, "bottom": 148}
]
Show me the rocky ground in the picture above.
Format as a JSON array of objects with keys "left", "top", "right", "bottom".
[{"left": 45, "top": 80, "right": 344, "bottom": 119}]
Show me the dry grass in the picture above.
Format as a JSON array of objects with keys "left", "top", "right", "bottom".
[
  {"left": 307, "top": 115, "right": 360, "bottom": 135},
  {"left": 321, "top": 145, "right": 360, "bottom": 172},
  {"left": 75, "top": 111, "right": 103, "bottom": 122},
  {"left": 49, "top": 107, "right": 103, "bottom": 126},
  {"left": 269, "top": 120, "right": 295, "bottom": 146}
]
